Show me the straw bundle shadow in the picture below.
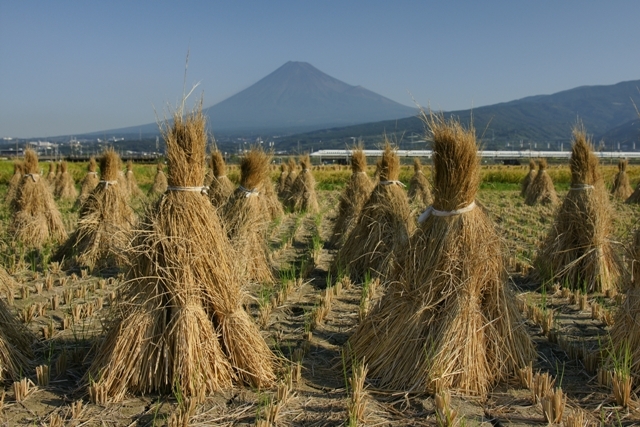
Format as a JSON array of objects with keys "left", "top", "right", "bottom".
[
  {"left": 520, "top": 159, "right": 537, "bottom": 197},
  {"left": 209, "top": 151, "right": 235, "bottom": 207},
  {"left": 336, "top": 142, "right": 414, "bottom": 280},
  {"left": 534, "top": 125, "right": 623, "bottom": 293},
  {"left": 524, "top": 159, "right": 557, "bottom": 206},
  {"left": 0, "top": 298, "right": 34, "bottom": 380},
  {"left": 10, "top": 149, "right": 67, "bottom": 248},
  {"left": 282, "top": 158, "right": 298, "bottom": 207},
  {"left": 149, "top": 162, "right": 168, "bottom": 196},
  {"left": 5, "top": 161, "right": 24, "bottom": 204},
  {"left": 407, "top": 157, "right": 432, "bottom": 208},
  {"left": 87, "top": 102, "right": 275, "bottom": 403},
  {"left": 330, "top": 147, "right": 374, "bottom": 247},
  {"left": 53, "top": 150, "right": 136, "bottom": 270},
  {"left": 125, "top": 161, "right": 144, "bottom": 198},
  {"left": 288, "top": 155, "right": 319, "bottom": 213},
  {"left": 221, "top": 148, "right": 275, "bottom": 284},
  {"left": 54, "top": 161, "right": 78, "bottom": 200},
  {"left": 75, "top": 157, "right": 100, "bottom": 208},
  {"left": 611, "top": 159, "right": 632, "bottom": 200},
  {"left": 346, "top": 113, "right": 534, "bottom": 395},
  {"left": 610, "top": 230, "right": 640, "bottom": 377}
]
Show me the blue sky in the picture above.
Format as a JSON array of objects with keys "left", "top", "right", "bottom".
[{"left": 1, "top": 1, "right": 639, "bottom": 138}]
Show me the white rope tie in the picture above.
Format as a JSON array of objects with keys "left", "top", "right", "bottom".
[
  {"left": 24, "top": 173, "right": 40, "bottom": 182},
  {"left": 87, "top": 171, "right": 98, "bottom": 175},
  {"left": 380, "top": 180, "right": 406, "bottom": 187},
  {"left": 418, "top": 201, "right": 477, "bottom": 223},
  {"left": 569, "top": 184, "right": 594, "bottom": 191},
  {"left": 239, "top": 185, "right": 259, "bottom": 197},
  {"left": 99, "top": 180, "right": 118, "bottom": 188},
  {"left": 166, "top": 186, "right": 209, "bottom": 195}
]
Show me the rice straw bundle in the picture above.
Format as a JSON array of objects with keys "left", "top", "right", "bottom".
[
  {"left": 330, "top": 147, "right": 374, "bottom": 247},
  {"left": 336, "top": 142, "right": 414, "bottom": 280},
  {"left": 149, "top": 162, "right": 168, "bottom": 195},
  {"left": 10, "top": 149, "right": 67, "bottom": 248},
  {"left": 407, "top": 157, "right": 432, "bottom": 208},
  {"left": 53, "top": 150, "right": 136, "bottom": 270},
  {"left": 288, "top": 155, "right": 319, "bottom": 213},
  {"left": 611, "top": 159, "right": 632, "bottom": 200},
  {"left": 117, "top": 169, "right": 129, "bottom": 199},
  {"left": 54, "top": 161, "right": 78, "bottom": 200},
  {"left": 54, "top": 161, "right": 62, "bottom": 182},
  {"left": 282, "top": 158, "right": 298, "bottom": 206},
  {"left": 277, "top": 162, "right": 289, "bottom": 198},
  {"left": 75, "top": 157, "right": 100, "bottom": 208},
  {"left": 520, "top": 159, "right": 537, "bottom": 197},
  {"left": 221, "top": 148, "right": 275, "bottom": 284},
  {"left": 610, "top": 230, "right": 640, "bottom": 377},
  {"left": 534, "top": 125, "right": 622, "bottom": 293},
  {"left": 346, "top": 113, "right": 534, "bottom": 395},
  {"left": 0, "top": 266, "right": 18, "bottom": 298},
  {"left": 46, "top": 161, "right": 55, "bottom": 183},
  {"left": 209, "top": 151, "right": 234, "bottom": 207},
  {"left": 87, "top": 101, "right": 275, "bottom": 403},
  {"left": 125, "top": 161, "right": 144, "bottom": 198},
  {"left": 524, "top": 159, "right": 557, "bottom": 206},
  {"left": 4, "top": 161, "right": 24, "bottom": 204},
  {"left": 0, "top": 297, "right": 34, "bottom": 380},
  {"left": 262, "top": 169, "right": 284, "bottom": 219}
]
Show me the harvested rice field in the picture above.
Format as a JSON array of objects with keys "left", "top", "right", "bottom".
[{"left": 1, "top": 159, "right": 640, "bottom": 426}]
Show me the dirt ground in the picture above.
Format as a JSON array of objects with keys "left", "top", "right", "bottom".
[{"left": 2, "top": 184, "right": 640, "bottom": 426}]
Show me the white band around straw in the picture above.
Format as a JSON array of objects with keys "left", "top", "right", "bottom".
[
  {"left": 239, "top": 185, "right": 259, "bottom": 197},
  {"left": 24, "top": 173, "right": 40, "bottom": 182},
  {"left": 100, "top": 180, "right": 118, "bottom": 188},
  {"left": 167, "top": 186, "right": 209, "bottom": 195},
  {"left": 87, "top": 171, "right": 98, "bottom": 175},
  {"left": 569, "top": 184, "right": 594, "bottom": 191},
  {"left": 380, "top": 180, "right": 406, "bottom": 187},
  {"left": 418, "top": 201, "right": 477, "bottom": 223}
]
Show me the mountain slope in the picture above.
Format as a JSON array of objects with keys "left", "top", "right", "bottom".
[
  {"left": 204, "top": 61, "right": 417, "bottom": 131},
  {"left": 275, "top": 80, "right": 640, "bottom": 151}
]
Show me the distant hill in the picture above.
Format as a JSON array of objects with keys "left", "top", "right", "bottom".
[{"left": 274, "top": 80, "right": 640, "bottom": 152}]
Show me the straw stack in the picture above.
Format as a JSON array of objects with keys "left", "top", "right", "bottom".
[
  {"left": 346, "top": 113, "right": 534, "bottom": 395},
  {"left": 53, "top": 150, "right": 136, "bottom": 270},
  {"left": 87, "top": 101, "right": 275, "bottom": 403},
  {"left": 282, "top": 158, "right": 298, "bottom": 206},
  {"left": 277, "top": 162, "right": 289, "bottom": 198},
  {"left": 520, "top": 159, "right": 537, "bottom": 197},
  {"left": 0, "top": 297, "right": 34, "bottom": 380},
  {"left": 288, "top": 155, "right": 319, "bottom": 213},
  {"left": 46, "top": 161, "right": 56, "bottom": 183},
  {"left": 10, "top": 149, "right": 67, "bottom": 248},
  {"left": 54, "top": 161, "right": 78, "bottom": 200},
  {"left": 149, "top": 162, "right": 168, "bottom": 195},
  {"left": 125, "top": 161, "right": 144, "bottom": 198},
  {"left": 330, "top": 147, "right": 374, "bottom": 247},
  {"left": 336, "top": 142, "right": 414, "bottom": 280},
  {"left": 611, "top": 159, "right": 632, "bottom": 200},
  {"left": 262, "top": 168, "right": 284, "bottom": 219},
  {"left": 407, "top": 157, "right": 432, "bottom": 208},
  {"left": 209, "top": 151, "right": 234, "bottom": 207},
  {"left": 534, "top": 125, "right": 623, "bottom": 293},
  {"left": 524, "top": 159, "right": 557, "bottom": 206},
  {"left": 75, "top": 157, "right": 100, "bottom": 208},
  {"left": 221, "top": 148, "right": 275, "bottom": 284},
  {"left": 5, "top": 161, "right": 24, "bottom": 204},
  {"left": 610, "top": 230, "right": 640, "bottom": 377}
]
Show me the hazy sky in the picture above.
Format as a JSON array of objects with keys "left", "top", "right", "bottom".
[{"left": 2, "top": 1, "right": 639, "bottom": 138}]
